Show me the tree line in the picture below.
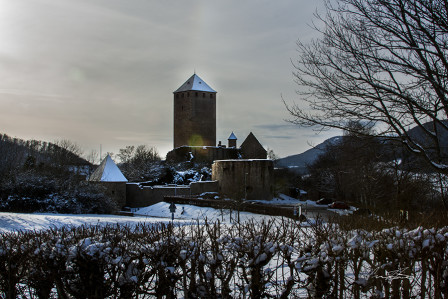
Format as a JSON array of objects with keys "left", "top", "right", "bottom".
[{"left": 302, "top": 122, "right": 441, "bottom": 211}]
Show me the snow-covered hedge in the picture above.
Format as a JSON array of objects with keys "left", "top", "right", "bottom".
[{"left": 0, "top": 220, "right": 447, "bottom": 298}]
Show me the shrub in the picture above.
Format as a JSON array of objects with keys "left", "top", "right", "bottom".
[{"left": 1, "top": 219, "right": 447, "bottom": 297}]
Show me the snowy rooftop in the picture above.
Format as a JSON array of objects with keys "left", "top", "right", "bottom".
[
  {"left": 89, "top": 155, "right": 128, "bottom": 182},
  {"left": 174, "top": 74, "right": 216, "bottom": 93}
]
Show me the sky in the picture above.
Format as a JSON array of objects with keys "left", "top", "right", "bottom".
[{"left": 0, "top": 0, "right": 339, "bottom": 161}]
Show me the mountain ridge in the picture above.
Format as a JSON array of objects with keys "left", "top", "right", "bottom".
[{"left": 276, "top": 136, "right": 342, "bottom": 173}]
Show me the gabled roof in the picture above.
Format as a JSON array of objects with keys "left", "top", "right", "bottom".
[
  {"left": 240, "top": 132, "right": 267, "bottom": 159},
  {"left": 241, "top": 132, "right": 266, "bottom": 152},
  {"left": 228, "top": 132, "right": 237, "bottom": 140},
  {"left": 174, "top": 74, "right": 216, "bottom": 93},
  {"left": 89, "top": 155, "right": 128, "bottom": 182}
]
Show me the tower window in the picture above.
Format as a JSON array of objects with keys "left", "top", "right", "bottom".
[
  {"left": 203, "top": 93, "right": 205, "bottom": 98},
  {"left": 195, "top": 92, "right": 198, "bottom": 97},
  {"left": 181, "top": 93, "right": 184, "bottom": 98},
  {"left": 210, "top": 94, "right": 213, "bottom": 99}
]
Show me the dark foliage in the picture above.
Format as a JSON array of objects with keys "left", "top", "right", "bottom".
[
  {"left": 304, "top": 127, "right": 437, "bottom": 211},
  {"left": 0, "top": 133, "right": 116, "bottom": 214},
  {"left": 0, "top": 219, "right": 447, "bottom": 298},
  {"left": 117, "top": 145, "right": 161, "bottom": 182}
]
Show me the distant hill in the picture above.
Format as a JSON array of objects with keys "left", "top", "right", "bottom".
[
  {"left": 277, "top": 120, "right": 448, "bottom": 174},
  {"left": 0, "top": 133, "right": 90, "bottom": 174},
  {"left": 276, "top": 136, "right": 342, "bottom": 173},
  {"left": 407, "top": 119, "right": 448, "bottom": 150}
]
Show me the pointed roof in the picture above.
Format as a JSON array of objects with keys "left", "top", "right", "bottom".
[
  {"left": 241, "top": 132, "right": 262, "bottom": 148},
  {"left": 89, "top": 155, "right": 128, "bottom": 182},
  {"left": 228, "top": 132, "right": 237, "bottom": 140},
  {"left": 240, "top": 132, "right": 267, "bottom": 159},
  {"left": 174, "top": 74, "right": 216, "bottom": 93}
]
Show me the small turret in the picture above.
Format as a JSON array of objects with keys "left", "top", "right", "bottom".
[{"left": 228, "top": 132, "right": 237, "bottom": 148}]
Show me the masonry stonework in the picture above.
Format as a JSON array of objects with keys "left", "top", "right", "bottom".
[
  {"left": 125, "top": 181, "right": 220, "bottom": 208},
  {"left": 93, "top": 182, "right": 126, "bottom": 209},
  {"left": 212, "top": 159, "right": 274, "bottom": 201},
  {"left": 126, "top": 184, "right": 191, "bottom": 208},
  {"left": 173, "top": 75, "right": 217, "bottom": 148}
]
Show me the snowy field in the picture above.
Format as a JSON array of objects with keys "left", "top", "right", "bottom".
[
  {"left": 253, "top": 193, "right": 320, "bottom": 206},
  {"left": 0, "top": 212, "right": 192, "bottom": 233},
  {"left": 0, "top": 195, "right": 350, "bottom": 232},
  {"left": 135, "top": 202, "right": 281, "bottom": 223},
  {"left": 0, "top": 203, "right": 279, "bottom": 233}
]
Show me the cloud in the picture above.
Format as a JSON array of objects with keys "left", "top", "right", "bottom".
[
  {"left": 263, "top": 135, "right": 295, "bottom": 140},
  {"left": 0, "top": 0, "right": 329, "bottom": 159},
  {"left": 254, "top": 123, "right": 299, "bottom": 131}
]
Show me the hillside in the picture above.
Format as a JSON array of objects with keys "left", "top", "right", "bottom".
[
  {"left": 277, "top": 120, "right": 448, "bottom": 174},
  {"left": 407, "top": 119, "right": 448, "bottom": 153},
  {"left": 276, "top": 136, "right": 341, "bottom": 173},
  {"left": 0, "top": 133, "right": 91, "bottom": 173},
  {"left": 0, "top": 134, "right": 116, "bottom": 214}
]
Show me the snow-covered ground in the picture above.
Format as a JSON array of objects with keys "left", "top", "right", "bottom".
[
  {"left": 0, "top": 203, "right": 278, "bottom": 233},
  {"left": 0, "top": 212, "right": 191, "bottom": 233},
  {"left": 135, "top": 202, "right": 278, "bottom": 223},
  {"left": 0, "top": 195, "right": 351, "bottom": 233},
  {"left": 328, "top": 207, "right": 357, "bottom": 216},
  {"left": 253, "top": 193, "right": 324, "bottom": 206}
]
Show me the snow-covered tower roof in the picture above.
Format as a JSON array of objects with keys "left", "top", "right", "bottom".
[
  {"left": 89, "top": 155, "right": 128, "bottom": 182},
  {"left": 174, "top": 74, "right": 216, "bottom": 93}
]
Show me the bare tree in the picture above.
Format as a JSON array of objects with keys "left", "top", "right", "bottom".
[
  {"left": 54, "top": 139, "right": 84, "bottom": 157},
  {"left": 285, "top": 0, "right": 448, "bottom": 174},
  {"left": 117, "top": 145, "right": 135, "bottom": 164},
  {"left": 49, "top": 139, "right": 85, "bottom": 167},
  {"left": 117, "top": 145, "right": 161, "bottom": 181},
  {"left": 85, "top": 149, "right": 99, "bottom": 165},
  {"left": 266, "top": 148, "right": 279, "bottom": 161},
  {"left": 132, "top": 145, "right": 160, "bottom": 165}
]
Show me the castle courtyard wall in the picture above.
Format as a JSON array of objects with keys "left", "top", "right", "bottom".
[
  {"left": 211, "top": 159, "right": 274, "bottom": 201},
  {"left": 126, "top": 184, "right": 190, "bottom": 208}
]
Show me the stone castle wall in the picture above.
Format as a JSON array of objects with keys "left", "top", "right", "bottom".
[
  {"left": 211, "top": 159, "right": 274, "bottom": 201},
  {"left": 126, "top": 184, "right": 191, "bottom": 208},
  {"left": 125, "top": 181, "right": 219, "bottom": 208},
  {"left": 92, "top": 182, "right": 127, "bottom": 210},
  {"left": 190, "top": 180, "right": 219, "bottom": 195}
]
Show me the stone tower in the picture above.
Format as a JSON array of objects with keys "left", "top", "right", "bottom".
[{"left": 173, "top": 74, "right": 217, "bottom": 148}]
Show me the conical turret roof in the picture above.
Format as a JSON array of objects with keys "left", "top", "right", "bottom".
[
  {"left": 174, "top": 74, "right": 216, "bottom": 93},
  {"left": 89, "top": 155, "right": 128, "bottom": 182},
  {"left": 228, "top": 132, "right": 237, "bottom": 140}
]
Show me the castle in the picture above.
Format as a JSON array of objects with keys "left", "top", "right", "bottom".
[
  {"left": 167, "top": 73, "right": 273, "bottom": 202},
  {"left": 94, "top": 73, "right": 274, "bottom": 209},
  {"left": 167, "top": 74, "right": 267, "bottom": 162}
]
